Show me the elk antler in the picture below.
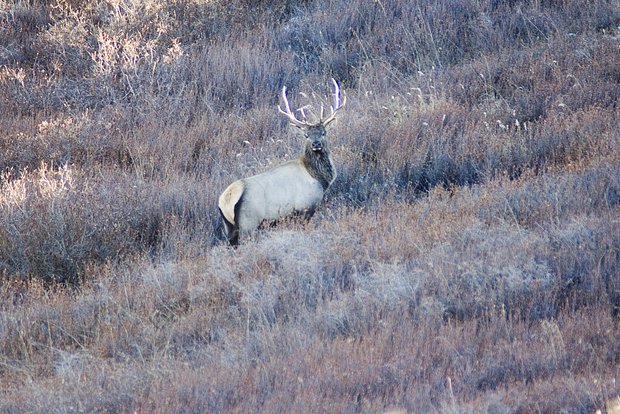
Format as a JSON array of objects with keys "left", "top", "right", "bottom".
[
  {"left": 278, "top": 79, "right": 346, "bottom": 127},
  {"left": 278, "top": 86, "right": 313, "bottom": 128},
  {"left": 321, "top": 78, "right": 346, "bottom": 126}
]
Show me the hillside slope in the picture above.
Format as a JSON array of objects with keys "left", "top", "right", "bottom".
[{"left": 1, "top": 0, "right": 619, "bottom": 412}]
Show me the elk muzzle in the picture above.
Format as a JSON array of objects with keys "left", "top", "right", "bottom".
[{"left": 311, "top": 139, "right": 324, "bottom": 152}]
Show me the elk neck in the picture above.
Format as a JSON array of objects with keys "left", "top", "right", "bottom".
[{"left": 301, "top": 142, "right": 336, "bottom": 190}]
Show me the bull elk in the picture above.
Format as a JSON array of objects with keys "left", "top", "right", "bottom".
[{"left": 218, "top": 79, "right": 346, "bottom": 245}]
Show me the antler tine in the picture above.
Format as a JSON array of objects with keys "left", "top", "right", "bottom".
[
  {"left": 331, "top": 78, "right": 340, "bottom": 112},
  {"left": 322, "top": 78, "right": 346, "bottom": 126},
  {"left": 278, "top": 85, "right": 310, "bottom": 127},
  {"left": 280, "top": 85, "right": 292, "bottom": 114}
]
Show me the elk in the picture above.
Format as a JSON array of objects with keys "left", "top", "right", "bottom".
[{"left": 218, "top": 79, "right": 346, "bottom": 245}]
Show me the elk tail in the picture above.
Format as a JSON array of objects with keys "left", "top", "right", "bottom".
[{"left": 218, "top": 181, "right": 244, "bottom": 245}]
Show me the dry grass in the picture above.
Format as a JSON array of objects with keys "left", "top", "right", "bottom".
[{"left": 1, "top": 0, "right": 619, "bottom": 412}]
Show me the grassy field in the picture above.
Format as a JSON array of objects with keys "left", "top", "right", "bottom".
[{"left": 1, "top": 0, "right": 620, "bottom": 412}]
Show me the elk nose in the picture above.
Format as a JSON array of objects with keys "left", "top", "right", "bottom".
[{"left": 311, "top": 140, "right": 323, "bottom": 151}]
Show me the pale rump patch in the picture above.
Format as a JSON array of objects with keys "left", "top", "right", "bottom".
[{"left": 218, "top": 180, "right": 244, "bottom": 225}]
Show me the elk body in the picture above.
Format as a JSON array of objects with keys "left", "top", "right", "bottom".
[{"left": 218, "top": 79, "right": 345, "bottom": 245}]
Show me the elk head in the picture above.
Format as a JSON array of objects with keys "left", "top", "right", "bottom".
[{"left": 278, "top": 78, "right": 346, "bottom": 155}]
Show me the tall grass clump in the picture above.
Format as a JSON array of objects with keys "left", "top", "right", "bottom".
[{"left": 0, "top": 164, "right": 162, "bottom": 282}]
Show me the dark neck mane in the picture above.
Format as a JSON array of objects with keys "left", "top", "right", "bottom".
[{"left": 301, "top": 146, "right": 336, "bottom": 190}]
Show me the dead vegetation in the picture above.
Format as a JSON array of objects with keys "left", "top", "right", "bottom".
[{"left": 0, "top": 0, "right": 619, "bottom": 412}]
